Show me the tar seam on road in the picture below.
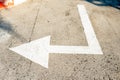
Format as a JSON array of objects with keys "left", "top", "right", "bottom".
[{"left": 29, "top": 8, "right": 40, "bottom": 42}]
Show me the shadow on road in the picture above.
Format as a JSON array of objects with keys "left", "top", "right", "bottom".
[
  {"left": 0, "top": 14, "right": 27, "bottom": 42},
  {"left": 86, "top": 0, "right": 120, "bottom": 9}
]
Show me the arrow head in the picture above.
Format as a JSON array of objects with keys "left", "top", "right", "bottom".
[{"left": 9, "top": 36, "right": 51, "bottom": 68}]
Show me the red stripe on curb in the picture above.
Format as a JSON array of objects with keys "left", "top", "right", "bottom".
[{"left": 0, "top": 2, "right": 6, "bottom": 9}]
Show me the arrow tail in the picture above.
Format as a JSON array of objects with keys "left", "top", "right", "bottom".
[
  {"left": 77, "top": 5, "right": 103, "bottom": 54},
  {"left": 49, "top": 46, "right": 90, "bottom": 54}
]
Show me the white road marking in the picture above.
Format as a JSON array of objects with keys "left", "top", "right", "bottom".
[
  {"left": 10, "top": 37, "right": 49, "bottom": 68},
  {"left": 77, "top": 5, "right": 103, "bottom": 54},
  {"left": 14, "top": 0, "right": 26, "bottom": 5},
  {"left": 9, "top": 5, "right": 103, "bottom": 68}
]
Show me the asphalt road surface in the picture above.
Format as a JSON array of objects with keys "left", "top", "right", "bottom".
[{"left": 0, "top": 0, "right": 120, "bottom": 80}]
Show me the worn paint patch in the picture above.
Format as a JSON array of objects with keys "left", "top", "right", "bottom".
[{"left": 0, "top": 29, "right": 11, "bottom": 43}]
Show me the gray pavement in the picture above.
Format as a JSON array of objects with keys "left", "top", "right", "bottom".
[{"left": 0, "top": 0, "right": 120, "bottom": 80}]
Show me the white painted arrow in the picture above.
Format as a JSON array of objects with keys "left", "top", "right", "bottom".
[{"left": 9, "top": 5, "right": 103, "bottom": 68}]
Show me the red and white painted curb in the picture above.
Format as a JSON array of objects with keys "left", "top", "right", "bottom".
[{"left": 0, "top": 0, "right": 26, "bottom": 9}]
